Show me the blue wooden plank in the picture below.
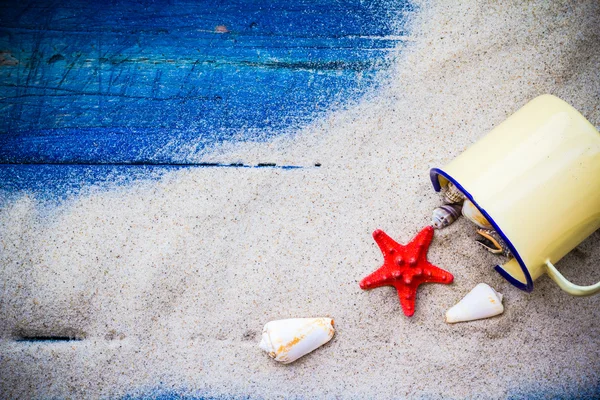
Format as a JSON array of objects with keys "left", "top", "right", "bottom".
[{"left": 0, "top": 0, "right": 412, "bottom": 164}]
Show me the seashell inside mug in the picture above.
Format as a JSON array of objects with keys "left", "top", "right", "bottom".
[
  {"left": 259, "top": 317, "right": 335, "bottom": 364},
  {"left": 431, "top": 204, "right": 462, "bottom": 229},
  {"left": 443, "top": 182, "right": 467, "bottom": 204},
  {"left": 445, "top": 283, "right": 504, "bottom": 323},
  {"left": 476, "top": 229, "right": 511, "bottom": 257},
  {"left": 461, "top": 199, "right": 493, "bottom": 229}
]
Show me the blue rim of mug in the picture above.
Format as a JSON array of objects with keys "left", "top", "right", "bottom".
[{"left": 430, "top": 168, "right": 534, "bottom": 292}]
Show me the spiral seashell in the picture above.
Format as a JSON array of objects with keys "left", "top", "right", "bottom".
[
  {"left": 461, "top": 199, "right": 493, "bottom": 229},
  {"left": 431, "top": 204, "right": 462, "bottom": 229},
  {"left": 259, "top": 318, "right": 335, "bottom": 364},
  {"left": 443, "top": 182, "right": 466, "bottom": 204},
  {"left": 475, "top": 229, "right": 511, "bottom": 257}
]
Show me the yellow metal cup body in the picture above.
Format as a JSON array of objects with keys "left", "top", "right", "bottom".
[{"left": 430, "top": 94, "right": 600, "bottom": 295}]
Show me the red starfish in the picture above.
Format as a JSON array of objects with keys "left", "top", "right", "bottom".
[{"left": 359, "top": 226, "right": 453, "bottom": 317}]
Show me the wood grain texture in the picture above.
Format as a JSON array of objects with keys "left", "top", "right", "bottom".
[{"left": 0, "top": 0, "right": 411, "bottom": 165}]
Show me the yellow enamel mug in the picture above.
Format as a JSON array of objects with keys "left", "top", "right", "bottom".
[{"left": 430, "top": 94, "right": 600, "bottom": 295}]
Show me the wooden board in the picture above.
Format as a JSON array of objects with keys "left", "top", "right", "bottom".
[
  {"left": 0, "top": 0, "right": 412, "bottom": 201},
  {"left": 0, "top": 0, "right": 410, "bottom": 166}
]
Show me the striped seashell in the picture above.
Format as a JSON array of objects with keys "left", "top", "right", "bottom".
[
  {"left": 431, "top": 204, "right": 463, "bottom": 229},
  {"left": 443, "top": 182, "right": 466, "bottom": 204},
  {"left": 475, "top": 229, "right": 511, "bottom": 257},
  {"left": 461, "top": 199, "right": 493, "bottom": 229}
]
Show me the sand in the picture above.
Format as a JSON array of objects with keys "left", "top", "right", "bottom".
[{"left": 1, "top": 0, "right": 599, "bottom": 398}]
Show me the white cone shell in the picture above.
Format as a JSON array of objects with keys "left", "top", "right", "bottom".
[
  {"left": 259, "top": 318, "right": 335, "bottom": 364},
  {"left": 446, "top": 283, "right": 504, "bottom": 323}
]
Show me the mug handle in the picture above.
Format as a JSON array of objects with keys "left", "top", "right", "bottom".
[{"left": 545, "top": 260, "right": 600, "bottom": 296}]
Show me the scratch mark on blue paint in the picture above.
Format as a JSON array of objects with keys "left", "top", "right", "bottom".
[{"left": 0, "top": 162, "right": 309, "bottom": 168}]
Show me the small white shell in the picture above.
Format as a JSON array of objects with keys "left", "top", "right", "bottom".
[
  {"left": 445, "top": 283, "right": 504, "bottom": 323},
  {"left": 259, "top": 318, "right": 335, "bottom": 364},
  {"left": 461, "top": 199, "right": 493, "bottom": 229}
]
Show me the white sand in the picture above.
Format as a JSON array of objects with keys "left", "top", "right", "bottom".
[{"left": 1, "top": 1, "right": 599, "bottom": 398}]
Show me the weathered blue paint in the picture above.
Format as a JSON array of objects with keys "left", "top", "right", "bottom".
[
  {"left": 507, "top": 383, "right": 600, "bottom": 399},
  {"left": 122, "top": 389, "right": 250, "bottom": 400},
  {"left": 0, "top": 0, "right": 412, "bottom": 165},
  {"left": 0, "top": 0, "right": 412, "bottom": 201},
  {"left": 120, "top": 383, "right": 600, "bottom": 400},
  {"left": 122, "top": 390, "right": 246, "bottom": 400},
  {"left": 0, "top": 163, "right": 309, "bottom": 206}
]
